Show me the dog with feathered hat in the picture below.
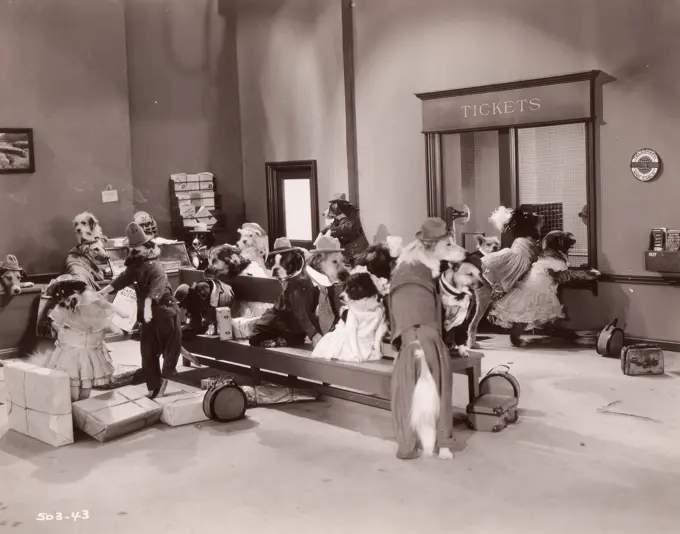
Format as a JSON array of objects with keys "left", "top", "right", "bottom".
[{"left": 98, "top": 222, "right": 182, "bottom": 399}]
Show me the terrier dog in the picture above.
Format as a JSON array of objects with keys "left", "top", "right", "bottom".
[
  {"left": 0, "top": 255, "right": 26, "bottom": 296},
  {"left": 314, "top": 269, "right": 388, "bottom": 362},
  {"left": 64, "top": 239, "right": 110, "bottom": 291},
  {"left": 440, "top": 257, "right": 483, "bottom": 356},
  {"left": 236, "top": 222, "right": 269, "bottom": 272},
  {"left": 73, "top": 212, "right": 105, "bottom": 244},
  {"left": 470, "top": 235, "right": 501, "bottom": 259}
]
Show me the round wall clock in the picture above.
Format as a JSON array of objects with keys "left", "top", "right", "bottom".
[{"left": 630, "top": 148, "right": 661, "bottom": 182}]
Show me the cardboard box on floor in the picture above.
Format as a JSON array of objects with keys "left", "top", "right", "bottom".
[
  {"left": 155, "top": 391, "right": 208, "bottom": 427},
  {"left": 5, "top": 361, "right": 74, "bottom": 447}
]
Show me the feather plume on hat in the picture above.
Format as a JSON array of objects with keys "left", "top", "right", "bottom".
[{"left": 489, "top": 206, "right": 514, "bottom": 232}]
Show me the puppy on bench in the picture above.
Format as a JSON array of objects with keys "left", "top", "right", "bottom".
[{"left": 249, "top": 236, "right": 347, "bottom": 348}]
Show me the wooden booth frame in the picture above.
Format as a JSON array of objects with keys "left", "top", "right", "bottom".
[{"left": 417, "top": 70, "right": 603, "bottom": 275}]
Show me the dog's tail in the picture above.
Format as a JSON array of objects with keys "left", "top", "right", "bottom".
[{"left": 409, "top": 342, "right": 440, "bottom": 456}]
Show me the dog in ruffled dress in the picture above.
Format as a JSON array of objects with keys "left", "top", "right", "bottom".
[
  {"left": 466, "top": 206, "right": 543, "bottom": 349},
  {"left": 488, "top": 230, "right": 600, "bottom": 346},
  {"left": 390, "top": 217, "right": 467, "bottom": 460},
  {"left": 311, "top": 266, "right": 389, "bottom": 363},
  {"left": 236, "top": 222, "right": 270, "bottom": 275}
]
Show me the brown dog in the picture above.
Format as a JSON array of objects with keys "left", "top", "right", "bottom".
[{"left": 0, "top": 255, "right": 26, "bottom": 296}]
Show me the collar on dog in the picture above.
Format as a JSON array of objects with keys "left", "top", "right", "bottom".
[{"left": 439, "top": 276, "right": 470, "bottom": 301}]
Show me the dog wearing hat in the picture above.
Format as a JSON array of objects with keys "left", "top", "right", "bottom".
[
  {"left": 249, "top": 236, "right": 346, "bottom": 348},
  {"left": 390, "top": 217, "right": 467, "bottom": 461},
  {"left": 236, "top": 222, "right": 269, "bottom": 273},
  {"left": 466, "top": 205, "right": 543, "bottom": 349},
  {"left": 187, "top": 223, "right": 216, "bottom": 270},
  {"left": 320, "top": 193, "right": 369, "bottom": 262},
  {"left": 0, "top": 254, "right": 27, "bottom": 296},
  {"left": 98, "top": 222, "right": 182, "bottom": 399}
]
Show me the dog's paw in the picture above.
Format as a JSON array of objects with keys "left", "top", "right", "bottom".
[
  {"left": 205, "top": 324, "right": 216, "bottom": 336},
  {"left": 438, "top": 448, "right": 454, "bottom": 460},
  {"left": 456, "top": 346, "right": 470, "bottom": 358},
  {"left": 589, "top": 269, "right": 601, "bottom": 278},
  {"left": 275, "top": 337, "right": 289, "bottom": 347},
  {"left": 261, "top": 339, "right": 277, "bottom": 348},
  {"left": 467, "top": 341, "right": 481, "bottom": 350}
]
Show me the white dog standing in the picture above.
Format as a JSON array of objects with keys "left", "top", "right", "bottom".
[{"left": 389, "top": 217, "right": 466, "bottom": 460}]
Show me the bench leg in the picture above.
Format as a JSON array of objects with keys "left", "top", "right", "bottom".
[{"left": 467, "top": 363, "right": 481, "bottom": 404}]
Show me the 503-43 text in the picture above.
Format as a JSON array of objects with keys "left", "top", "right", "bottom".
[{"left": 36, "top": 511, "right": 90, "bottom": 521}]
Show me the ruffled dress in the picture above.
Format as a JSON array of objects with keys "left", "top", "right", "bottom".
[
  {"left": 311, "top": 298, "right": 385, "bottom": 363},
  {"left": 44, "top": 297, "right": 115, "bottom": 389},
  {"left": 482, "top": 237, "right": 540, "bottom": 294},
  {"left": 488, "top": 252, "right": 568, "bottom": 330}
]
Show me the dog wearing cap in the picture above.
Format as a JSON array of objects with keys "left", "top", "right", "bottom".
[
  {"left": 98, "top": 222, "right": 182, "bottom": 399},
  {"left": 187, "top": 223, "right": 216, "bottom": 270},
  {"left": 389, "top": 217, "right": 467, "bottom": 461},
  {"left": 0, "top": 254, "right": 27, "bottom": 296},
  {"left": 466, "top": 205, "right": 543, "bottom": 349},
  {"left": 320, "top": 193, "right": 369, "bottom": 262},
  {"left": 249, "top": 236, "right": 346, "bottom": 348},
  {"left": 236, "top": 222, "right": 269, "bottom": 272}
]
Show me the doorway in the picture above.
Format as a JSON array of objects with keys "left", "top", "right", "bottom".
[{"left": 265, "top": 160, "right": 320, "bottom": 250}]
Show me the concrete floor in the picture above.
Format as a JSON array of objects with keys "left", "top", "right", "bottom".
[{"left": 1, "top": 336, "right": 680, "bottom": 534}]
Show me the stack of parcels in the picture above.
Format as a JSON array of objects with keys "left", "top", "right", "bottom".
[
  {"left": 5, "top": 361, "right": 73, "bottom": 447},
  {"left": 171, "top": 172, "right": 218, "bottom": 229},
  {"left": 200, "top": 378, "right": 318, "bottom": 407},
  {"left": 72, "top": 384, "right": 163, "bottom": 442}
]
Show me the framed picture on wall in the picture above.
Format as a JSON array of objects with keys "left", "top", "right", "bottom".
[{"left": 0, "top": 128, "right": 35, "bottom": 174}]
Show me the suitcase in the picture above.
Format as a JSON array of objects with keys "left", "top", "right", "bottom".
[
  {"left": 202, "top": 376, "right": 248, "bottom": 422},
  {"left": 621, "top": 344, "right": 664, "bottom": 376},
  {"left": 596, "top": 319, "right": 625, "bottom": 359},
  {"left": 466, "top": 394, "right": 519, "bottom": 433},
  {"left": 479, "top": 365, "right": 520, "bottom": 399}
]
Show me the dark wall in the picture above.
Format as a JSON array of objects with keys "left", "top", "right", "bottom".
[
  {"left": 0, "top": 0, "right": 134, "bottom": 274},
  {"left": 125, "top": 0, "right": 244, "bottom": 244}
]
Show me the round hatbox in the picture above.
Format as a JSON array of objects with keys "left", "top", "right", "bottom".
[
  {"left": 479, "top": 365, "right": 520, "bottom": 399},
  {"left": 202, "top": 377, "right": 248, "bottom": 423}
]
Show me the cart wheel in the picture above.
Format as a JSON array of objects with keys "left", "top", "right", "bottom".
[{"left": 509, "top": 411, "right": 519, "bottom": 424}]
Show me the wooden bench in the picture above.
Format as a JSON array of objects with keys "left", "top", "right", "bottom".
[{"left": 179, "top": 269, "right": 482, "bottom": 411}]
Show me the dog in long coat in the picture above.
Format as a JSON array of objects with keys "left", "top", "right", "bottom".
[{"left": 389, "top": 218, "right": 466, "bottom": 460}]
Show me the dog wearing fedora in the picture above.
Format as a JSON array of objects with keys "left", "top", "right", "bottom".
[
  {"left": 174, "top": 279, "right": 234, "bottom": 339},
  {"left": 98, "top": 222, "right": 182, "bottom": 399},
  {"left": 249, "top": 236, "right": 346, "bottom": 348},
  {"left": 466, "top": 206, "right": 543, "bottom": 349},
  {"left": 236, "top": 222, "right": 269, "bottom": 273},
  {"left": 0, "top": 254, "right": 27, "bottom": 296},
  {"left": 320, "top": 193, "right": 369, "bottom": 262},
  {"left": 187, "top": 223, "right": 216, "bottom": 270},
  {"left": 390, "top": 217, "right": 467, "bottom": 460}
]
